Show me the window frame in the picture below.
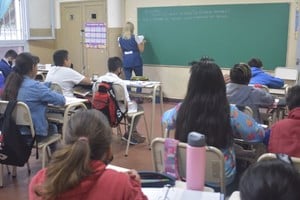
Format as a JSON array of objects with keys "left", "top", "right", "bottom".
[
  {"left": 24, "top": 0, "right": 55, "bottom": 40},
  {"left": 0, "top": 0, "right": 27, "bottom": 50}
]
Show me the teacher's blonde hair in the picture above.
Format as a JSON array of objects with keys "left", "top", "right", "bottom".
[{"left": 122, "top": 22, "right": 134, "bottom": 40}]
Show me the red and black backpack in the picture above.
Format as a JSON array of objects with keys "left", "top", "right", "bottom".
[{"left": 92, "top": 81, "right": 126, "bottom": 127}]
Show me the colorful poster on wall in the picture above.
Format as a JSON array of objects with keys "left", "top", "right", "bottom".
[{"left": 84, "top": 22, "right": 106, "bottom": 48}]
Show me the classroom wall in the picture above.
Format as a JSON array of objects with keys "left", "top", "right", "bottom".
[
  {"left": 125, "top": 0, "right": 299, "bottom": 99},
  {"left": 29, "top": 0, "right": 123, "bottom": 67},
  {"left": 28, "top": 0, "right": 86, "bottom": 64}
]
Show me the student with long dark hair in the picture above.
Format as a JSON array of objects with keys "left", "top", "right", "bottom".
[
  {"left": 2, "top": 52, "right": 65, "bottom": 137},
  {"left": 162, "top": 57, "right": 265, "bottom": 185},
  {"left": 29, "top": 110, "right": 147, "bottom": 200}
]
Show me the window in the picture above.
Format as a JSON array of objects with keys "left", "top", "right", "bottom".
[
  {"left": 0, "top": 0, "right": 24, "bottom": 40},
  {"left": 26, "top": 0, "right": 55, "bottom": 39},
  {"left": 0, "top": 0, "right": 55, "bottom": 43}
]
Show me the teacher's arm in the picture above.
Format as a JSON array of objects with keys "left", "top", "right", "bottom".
[{"left": 138, "top": 40, "right": 145, "bottom": 53}]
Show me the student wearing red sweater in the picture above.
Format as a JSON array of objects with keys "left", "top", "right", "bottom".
[
  {"left": 268, "top": 85, "right": 300, "bottom": 157},
  {"left": 29, "top": 109, "right": 147, "bottom": 200}
]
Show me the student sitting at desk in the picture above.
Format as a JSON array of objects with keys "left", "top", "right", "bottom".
[
  {"left": 162, "top": 57, "right": 266, "bottom": 187},
  {"left": 29, "top": 109, "right": 147, "bottom": 200},
  {"left": 248, "top": 58, "right": 284, "bottom": 89},
  {"left": 93, "top": 57, "right": 145, "bottom": 144},
  {"left": 268, "top": 85, "right": 300, "bottom": 157},
  {"left": 0, "top": 49, "right": 18, "bottom": 79},
  {"left": 1, "top": 53, "right": 65, "bottom": 138},
  {"left": 45, "top": 49, "right": 92, "bottom": 97},
  {"left": 226, "top": 63, "right": 274, "bottom": 122}
]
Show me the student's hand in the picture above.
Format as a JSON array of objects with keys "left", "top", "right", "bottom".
[{"left": 127, "top": 169, "right": 141, "bottom": 183}]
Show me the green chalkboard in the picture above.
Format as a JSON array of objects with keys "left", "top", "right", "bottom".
[{"left": 138, "top": 3, "right": 289, "bottom": 69}]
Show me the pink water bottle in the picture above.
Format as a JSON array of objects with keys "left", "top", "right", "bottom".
[{"left": 186, "top": 132, "right": 206, "bottom": 191}]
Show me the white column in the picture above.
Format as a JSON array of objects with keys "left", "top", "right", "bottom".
[{"left": 107, "top": 0, "right": 124, "bottom": 28}]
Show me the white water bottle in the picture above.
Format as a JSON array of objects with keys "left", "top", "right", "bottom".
[{"left": 186, "top": 132, "right": 206, "bottom": 191}]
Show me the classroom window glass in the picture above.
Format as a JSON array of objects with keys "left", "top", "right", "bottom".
[{"left": 0, "top": 0, "right": 25, "bottom": 41}]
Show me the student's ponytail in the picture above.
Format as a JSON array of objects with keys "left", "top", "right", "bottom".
[
  {"left": 34, "top": 110, "right": 112, "bottom": 199},
  {"left": 35, "top": 138, "right": 92, "bottom": 199}
]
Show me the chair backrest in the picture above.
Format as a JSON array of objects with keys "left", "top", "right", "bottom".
[
  {"left": 274, "top": 67, "right": 298, "bottom": 85},
  {"left": 35, "top": 73, "right": 45, "bottom": 82},
  {"left": 243, "top": 106, "right": 253, "bottom": 117},
  {"left": 0, "top": 100, "right": 35, "bottom": 138},
  {"left": 151, "top": 137, "right": 226, "bottom": 194},
  {"left": 50, "top": 82, "right": 63, "bottom": 94},
  {"left": 112, "top": 83, "right": 128, "bottom": 113},
  {"left": 257, "top": 153, "right": 300, "bottom": 173}
]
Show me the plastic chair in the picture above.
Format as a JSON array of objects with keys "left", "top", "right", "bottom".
[
  {"left": 151, "top": 137, "right": 226, "bottom": 194},
  {"left": 0, "top": 101, "right": 34, "bottom": 187},
  {"left": 35, "top": 73, "right": 45, "bottom": 82},
  {"left": 112, "top": 83, "right": 150, "bottom": 156},
  {"left": 47, "top": 102, "right": 87, "bottom": 142},
  {"left": 48, "top": 83, "right": 88, "bottom": 142},
  {"left": 233, "top": 106, "right": 267, "bottom": 164},
  {"left": 0, "top": 101, "right": 61, "bottom": 186},
  {"left": 50, "top": 82, "right": 63, "bottom": 94},
  {"left": 257, "top": 153, "right": 300, "bottom": 173}
]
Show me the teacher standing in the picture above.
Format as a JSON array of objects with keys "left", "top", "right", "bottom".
[{"left": 118, "top": 22, "right": 145, "bottom": 81}]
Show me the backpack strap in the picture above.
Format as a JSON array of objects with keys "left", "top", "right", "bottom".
[
  {"left": 164, "top": 138, "right": 180, "bottom": 179},
  {"left": 3, "top": 100, "right": 17, "bottom": 120},
  {"left": 4, "top": 100, "right": 38, "bottom": 159},
  {"left": 107, "top": 82, "right": 127, "bottom": 116},
  {"left": 2, "top": 100, "right": 18, "bottom": 140}
]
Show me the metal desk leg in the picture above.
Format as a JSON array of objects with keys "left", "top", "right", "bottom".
[
  {"left": 159, "top": 85, "right": 164, "bottom": 137},
  {"left": 150, "top": 85, "right": 157, "bottom": 142}
]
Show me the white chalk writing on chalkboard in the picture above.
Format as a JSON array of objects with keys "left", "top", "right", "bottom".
[{"left": 141, "top": 7, "right": 230, "bottom": 22}]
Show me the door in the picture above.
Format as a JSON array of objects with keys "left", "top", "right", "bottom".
[
  {"left": 58, "top": 1, "right": 107, "bottom": 76},
  {"left": 83, "top": 1, "right": 107, "bottom": 76}
]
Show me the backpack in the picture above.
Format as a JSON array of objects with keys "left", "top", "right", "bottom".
[
  {"left": 0, "top": 101, "right": 35, "bottom": 166},
  {"left": 92, "top": 82, "right": 126, "bottom": 127}
]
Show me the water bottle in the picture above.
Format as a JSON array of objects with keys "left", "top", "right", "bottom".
[{"left": 186, "top": 132, "right": 206, "bottom": 191}]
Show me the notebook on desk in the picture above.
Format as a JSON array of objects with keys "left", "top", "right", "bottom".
[
  {"left": 142, "top": 187, "right": 223, "bottom": 200},
  {"left": 73, "top": 85, "right": 93, "bottom": 97}
]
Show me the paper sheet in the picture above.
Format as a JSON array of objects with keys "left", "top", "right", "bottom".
[{"left": 142, "top": 188, "right": 222, "bottom": 200}]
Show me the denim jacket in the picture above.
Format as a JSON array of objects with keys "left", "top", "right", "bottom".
[{"left": 17, "top": 76, "right": 65, "bottom": 136}]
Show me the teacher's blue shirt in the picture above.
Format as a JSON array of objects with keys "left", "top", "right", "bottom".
[{"left": 119, "top": 35, "right": 143, "bottom": 68}]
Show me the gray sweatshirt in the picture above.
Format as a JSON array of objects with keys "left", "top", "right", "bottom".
[{"left": 226, "top": 83, "right": 274, "bottom": 122}]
